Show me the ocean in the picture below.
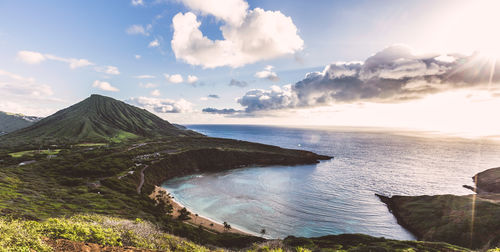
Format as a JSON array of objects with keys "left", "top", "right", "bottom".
[{"left": 162, "top": 125, "right": 500, "bottom": 239}]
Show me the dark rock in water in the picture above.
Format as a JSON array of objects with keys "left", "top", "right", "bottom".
[
  {"left": 473, "top": 167, "right": 500, "bottom": 193},
  {"left": 462, "top": 184, "right": 476, "bottom": 192}
]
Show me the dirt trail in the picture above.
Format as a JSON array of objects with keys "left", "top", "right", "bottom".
[{"left": 136, "top": 165, "right": 149, "bottom": 194}]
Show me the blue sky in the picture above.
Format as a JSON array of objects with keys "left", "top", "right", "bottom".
[{"left": 1, "top": 0, "right": 499, "bottom": 136}]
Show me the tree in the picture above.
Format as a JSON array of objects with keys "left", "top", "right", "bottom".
[
  {"left": 223, "top": 221, "right": 231, "bottom": 231},
  {"left": 177, "top": 207, "right": 191, "bottom": 221},
  {"left": 260, "top": 228, "right": 266, "bottom": 237}
]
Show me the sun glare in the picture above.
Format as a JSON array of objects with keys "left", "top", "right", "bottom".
[{"left": 422, "top": 0, "right": 500, "bottom": 59}]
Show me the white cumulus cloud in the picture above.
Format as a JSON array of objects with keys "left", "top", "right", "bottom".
[
  {"left": 92, "top": 80, "right": 119, "bottom": 92},
  {"left": 44, "top": 54, "right": 94, "bottom": 69},
  {"left": 139, "top": 82, "right": 158, "bottom": 88},
  {"left": 135, "top": 75, "right": 156, "bottom": 79},
  {"left": 148, "top": 39, "right": 160, "bottom": 48},
  {"left": 187, "top": 75, "right": 198, "bottom": 83},
  {"left": 17, "top": 50, "right": 94, "bottom": 69},
  {"left": 164, "top": 74, "right": 183, "bottom": 83},
  {"left": 95, "top": 65, "right": 120, "bottom": 75},
  {"left": 179, "top": 0, "right": 248, "bottom": 26},
  {"left": 131, "top": 0, "right": 144, "bottom": 6},
  {"left": 126, "top": 96, "right": 193, "bottom": 113},
  {"left": 206, "top": 45, "right": 500, "bottom": 114},
  {"left": 0, "top": 69, "right": 54, "bottom": 97},
  {"left": 255, "top": 65, "right": 279, "bottom": 82},
  {"left": 126, "top": 24, "right": 149, "bottom": 36},
  {"left": 17, "top": 51, "right": 46, "bottom": 64},
  {"left": 151, "top": 89, "right": 161, "bottom": 96},
  {"left": 171, "top": 0, "right": 303, "bottom": 68}
]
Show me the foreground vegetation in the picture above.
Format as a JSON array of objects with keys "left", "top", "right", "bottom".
[
  {"left": 0, "top": 214, "right": 211, "bottom": 251},
  {"left": 0, "top": 214, "right": 478, "bottom": 252}
]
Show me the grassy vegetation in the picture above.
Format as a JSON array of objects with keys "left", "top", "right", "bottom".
[
  {"left": 282, "top": 234, "right": 471, "bottom": 252},
  {"left": 379, "top": 194, "right": 500, "bottom": 249},
  {"left": 75, "top": 143, "right": 108, "bottom": 147},
  {"left": 9, "top": 149, "right": 61, "bottom": 158},
  {"left": 0, "top": 214, "right": 212, "bottom": 251}
]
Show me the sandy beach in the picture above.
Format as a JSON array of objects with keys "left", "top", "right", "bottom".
[{"left": 150, "top": 186, "right": 253, "bottom": 235}]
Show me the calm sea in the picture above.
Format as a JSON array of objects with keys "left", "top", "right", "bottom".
[{"left": 162, "top": 125, "right": 500, "bottom": 239}]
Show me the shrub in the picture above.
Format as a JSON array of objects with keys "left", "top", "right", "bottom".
[{"left": 0, "top": 218, "right": 51, "bottom": 252}]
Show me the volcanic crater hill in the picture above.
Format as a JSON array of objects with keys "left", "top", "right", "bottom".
[{"left": 0, "top": 94, "right": 200, "bottom": 147}]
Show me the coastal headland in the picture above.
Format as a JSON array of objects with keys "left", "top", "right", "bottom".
[{"left": 378, "top": 167, "right": 500, "bottom": 249}]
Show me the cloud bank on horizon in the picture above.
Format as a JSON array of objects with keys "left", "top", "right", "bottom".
[{"left": 204, "top": 45, "right": 500, "bottom": 115}]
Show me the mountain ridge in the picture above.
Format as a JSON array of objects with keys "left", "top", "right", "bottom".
[
  {"left": 0, "top": 111, "right": 42, "bottom": 134},
  {"left": 0, "top": 94, "right": 199, "bottom": 146}
]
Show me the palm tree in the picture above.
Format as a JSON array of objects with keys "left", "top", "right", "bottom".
[
  {"left": 177, "top": 207, "right": 191, "bottom": 221},
  {"left": 223, "top": 221, "right": 231, "bottom": 231}
]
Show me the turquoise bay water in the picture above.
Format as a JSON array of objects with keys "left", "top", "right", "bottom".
[{"left": 162, "top": 125, "right": 500, "bottom": 239}]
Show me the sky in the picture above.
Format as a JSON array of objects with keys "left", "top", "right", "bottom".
[{"left": 1, "top": 0, "right": 500, "bottom": 137}]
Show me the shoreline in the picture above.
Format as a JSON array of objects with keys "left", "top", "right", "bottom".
[{"left": 150, "top": 186, "right": 255, "bottom": 236}]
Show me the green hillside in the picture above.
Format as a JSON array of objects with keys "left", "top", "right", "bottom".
[
  {"left": 0, "top": 111, "right": 41, "bottom": 133},
  {"left": 0, "top": 94, "right": 199, "bottom": 147}
]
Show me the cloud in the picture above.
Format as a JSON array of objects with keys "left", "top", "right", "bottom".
[
  {"left": 151, "top": 89, "right": 161, "bottom": 96},
  {"left": 229, "top": 79, "right": 248, "bottom": 87},
  {"left": 164, "top": 74, "right": 183, "bottom": 83},
  {"left": 255, "top": 65, "right": 279, "bottom": 82},
  {"left": 17, "top": 51, "right": 45, "bottom": 64},
  {"left": 148, "top": 39, "right": 159, "bottom": 48},
  {"left": 217, "top": 45, "right": 500, "bottom": 114},
  {"left": 202, "top": 107, "right": 240, "bottom": 114},
  {"left": 187, "top": 75, "right": 198, "bottom": 83},
  {"left": 135, "top": 75, "right": 156, "bottom": 79},
  {"left": 0, "top": 69, "right": 53, "bottom": 97},
  {"left": 238, "top": 85, "right": 296, "bottom": 113},
  {"left": 126, "top": 24, "right": 149, "bottom": 36},
  {"left": 180, "top": 0, "right": 248, "bottom": 26},
  {"left": 139, "top": 82, "right": 158, "bottom": 88},
  {"left": 44, "top": 54, "right": 94, "bottom": 69},
  {"left": 171, "top": 1, "right": 303, "bottom": 68},
  {"left": 95, "top": 65, "right": 120, "bottom": 75},
  {"left": 131, "top": 0, "right": 144, "bottom": 6},
  {"left": 92, "top": 80, "right": 119, "bottom": 92},
  {"left": 126, "top": 96, "right": 193, "bottom": 113},
  {"left": 0, "top": 70, "right": 62, "bottom": 116},
  {"left": 207, "top": 94, "right": 220, "bottom": 99},
  {"left": 17, "top": 50, "right": 95, "bottom": 69},
  {"left": 135, "top": 54, "right": 142, "bottom": 59}
]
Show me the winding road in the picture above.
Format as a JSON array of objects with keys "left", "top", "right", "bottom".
[{"left": 136, "top": 165, "right": 149, "bottom": 194}]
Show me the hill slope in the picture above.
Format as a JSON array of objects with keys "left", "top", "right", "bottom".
[
  {"left": 0, "top": 94, "right": 198, "bottom": 146},
  {"left": 0, "top": 111, "right": 42, "bottom": 134}
]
